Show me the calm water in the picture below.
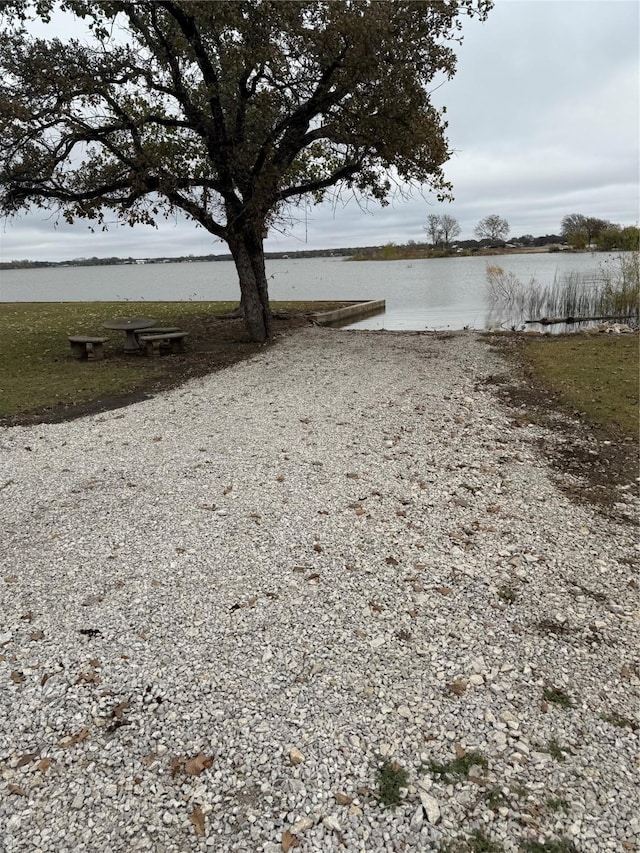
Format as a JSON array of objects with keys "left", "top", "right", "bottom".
[{"left": 0, "top": 252, "right": 614, "bottom": 330}]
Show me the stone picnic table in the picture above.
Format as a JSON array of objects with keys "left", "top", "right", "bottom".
[{"left": 102, "top": 317, "right": 156, "bottom": 352}]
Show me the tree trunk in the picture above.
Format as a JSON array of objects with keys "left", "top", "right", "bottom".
[{"left": 228, "top": 222, "right": 272, "bottom": 342}]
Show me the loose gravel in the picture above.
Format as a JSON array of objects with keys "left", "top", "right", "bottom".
[{"left": 1, "top": 327, "right": 638, "bottom": 853}]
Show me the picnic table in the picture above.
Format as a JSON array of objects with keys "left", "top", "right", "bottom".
[{"left": 102, "top": 317, "right": 156, "bottom": 352}]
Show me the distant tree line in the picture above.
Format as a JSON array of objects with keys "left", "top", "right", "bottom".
[
  {"left": 561, "top": 214, "right": 639, "bottom": 251},
  {"left": 423, "top": 211, "right": 639, "bottom": 253}
]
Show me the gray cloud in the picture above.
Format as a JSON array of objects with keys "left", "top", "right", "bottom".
[{"left": 1, "top": 0, "right": 638, "bottom": 262}]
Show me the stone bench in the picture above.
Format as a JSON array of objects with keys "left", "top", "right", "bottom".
[
  {"left": 133, "top": 326, "right": 181, "bottom": 344},
  {"left": 68, "top": 336, "right": 109, "bottom": 360},
  {"left": 138, "top": 330, "right": 188, "bottom": 356}
]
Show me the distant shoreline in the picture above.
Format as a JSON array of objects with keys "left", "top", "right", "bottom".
[{"left": 1, "top": 244, "right": 598, "bottom": 271}]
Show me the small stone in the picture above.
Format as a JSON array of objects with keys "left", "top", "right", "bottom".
[
  {"left": 322, "top": 815, "right": 342, "bottom": 832},
  {"left": 410, "top": 804, "right": 424, "bottom": 831},
  {"left": 419, "top": 791, "right": 440, "bottom": 824},
  {"left": 292, "top": 816, "right": 314, "bottom": 833},
  {"left": 288, "top": 747, "right": 305, "bottom": 766}
]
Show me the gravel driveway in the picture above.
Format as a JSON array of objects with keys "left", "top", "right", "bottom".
[{"left": 1, "top": 327, "right": 638, "bottom": 853}]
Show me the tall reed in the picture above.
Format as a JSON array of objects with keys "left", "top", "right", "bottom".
[{"left": 486, "top": 252, "right": 639, "bottom": 325}]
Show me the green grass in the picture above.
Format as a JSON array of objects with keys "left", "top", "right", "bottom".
[
  {"left": 544, "top": 738, "right": 567, "bottom": 761},
  {"left": 542, "top": 686, "right": 573, "bottom": 709},
  {"left": 0, "top": 301, "right": 343, "bottom": 421},
  {"left": 520, "top": 336, "right": 639, "bottom": 438},
  {"left": 424, "top": 750, "right": 488, "bottom": 782},
  {"left": 376, "top": 759, "right": 408, "bottom": 808},
  {"left": 521, "top": 840, "right": 578, "bottom": 853}
]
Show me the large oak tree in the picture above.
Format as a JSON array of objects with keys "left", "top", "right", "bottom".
[{"left": 0, "top": 0, "right": 491, "bottom": 341}]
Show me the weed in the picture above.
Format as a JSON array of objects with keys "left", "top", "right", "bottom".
[
  {"left": 376, "top": 759, "right": 408, "bottom": 808},
  {"left": 521, "top": 839, "right": 579, "bottom": 853},
  {"left": 545, "top": 797, "right": 570, "bottom": 813},
  {"left": 440, "top": 830, "right": 504, "bottom": 853},
  {"left": 544, "top": 738, "right": 567, "bottom": 761},
  {"left": 468, "top": 829, "right": 504, "bottom": 852},
  {"left": 536, "top": 618, "right": 574, "bottom": 636},
  {"left": 599, "top": 711, "right": 638, "bottom": 731},
  {"left": 425, "top": 750, "right": 488, "bottom": 781},
  {"left": 483, "top": 788, "right": 509, "bottom": 810},
  {"left": 542, "top": 686, "right": 573, "bottom": 708},
  {"left": 497, "top": 585, "right": 517, "bottom": 604}
]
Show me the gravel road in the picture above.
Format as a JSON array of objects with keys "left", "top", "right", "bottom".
[{"left": 1, "top": 327, "right": 638, "bottom": 853}]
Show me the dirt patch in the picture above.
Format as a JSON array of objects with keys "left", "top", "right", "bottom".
[
  {"left": 484, "top": 334, "right": 638, "bottom": 525},
  {"left": 2, "top": 312, "right": 311, "bottom": 428}
]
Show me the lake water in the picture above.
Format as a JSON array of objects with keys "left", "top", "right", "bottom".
[{"left": 0, "top": 251, "right": 616, "bottom": 331}]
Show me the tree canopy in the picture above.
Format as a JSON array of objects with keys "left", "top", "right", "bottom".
[
  {"left": 424, "top": 212, "right": 460, "bottom": 248},
  {"left": 474, "top": 214, "right": 509, "bottom": 243},
  {"left": 0, "top": 0, "right": 492, "bottom": 340}
]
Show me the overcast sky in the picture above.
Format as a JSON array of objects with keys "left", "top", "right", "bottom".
[{"left": 1, "top": 0, "right": 638, "bottom": 262}]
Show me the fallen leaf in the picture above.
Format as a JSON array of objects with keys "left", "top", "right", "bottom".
[
  {"left": 184, "top": 753, "right": 213, "bottom": 776},
  {"left": 368, "top": 600, "right": 384, "bottom": 613},
  {"left": 223, "top": 484, "right": 233, "bottom": 494},
  {"left": 21, "top": 611, "right": 33, "bottom": 622},
  {"left": 7, "top": 784, "right": 27, "bottom": 796},
  {"left": 306, "top": 573, "right": 320, "bottom": 582},
  {"left": 170, "top": 756, "right": 184, "bottom": 777},
  {"left": 75, "top": 671, "right": 101, "bottom": 685},
  {"left": 112, "top": 700, "right": 131, "bottom": 720},
  {"left": 281, "top": 829, "right": 300, "bottom": 851},
  {"left": 313, "top": 543, "right": 323, "bottom": 553},
  {"left": 346, "top": 472, "right": 359, "bottom": 479},
  {"left": 276, "top": 475, "right": 285, "bottom": 482},
  {"left": 447, "top": 679, "right": 467, "bottom": 697},
  {"left": 435, "top": 587, "right": 453, "bottom": 596},
  {"left": 356, "top": 786, "right": 375, "bottom": 797},
  {"left": 60, "top": 727, "right": 90, "bottom": 748},
  {"left": 16, "top": 753, "right": 38, "bottom": 768},
  {"left": 407, "top": 609, "right": 418, "bottom": 618},
  {"left": 37, "top": 757, "right": 52, "bottom": 772},
  {"left": 189, "top": 805, "right": 206, "bottom": 836},
  {"left": 10, "top": 670, "right": 24, "bottom": 683},
  {"left": 292, "top": 566, "right": 307, "bottom": 573},
  {"left": 385, "top": 556, "right": 399, "bottom": 566},
  {"left": 455, "top": 743, "right": 466, "bottom": 759},
  {"left": 334, "top": 792, "right": 353, "bottom": 805},
  {"left": 152, "top": 436, "right": 162, "bottom": 442}
]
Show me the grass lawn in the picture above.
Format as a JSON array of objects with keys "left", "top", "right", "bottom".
[
  {"left": 0, "top": 301, "right": 345, "bottom": 423},
  {"left": 519, "top": 334, "right": 639, "bottom": 439}
]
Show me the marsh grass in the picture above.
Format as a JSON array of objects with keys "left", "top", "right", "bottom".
[{"left": 486, "top": 252, "right": 639, "bottom": 324}]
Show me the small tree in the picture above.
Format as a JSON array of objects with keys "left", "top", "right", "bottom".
[
  {"left": 0, "top": 0, "right": 492, "bottom": 342},
  {"left": 474, "top": 215, "right": 509, "bottom": 243},
  {"left": 424, "top": 213, "right": 460, "bottom": 248},
  {"left": 425, "top": 214, "right": 443, "bottom": 246},
  {"left": 439, "top": 214, "right": 461, "bottom": 248}
]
